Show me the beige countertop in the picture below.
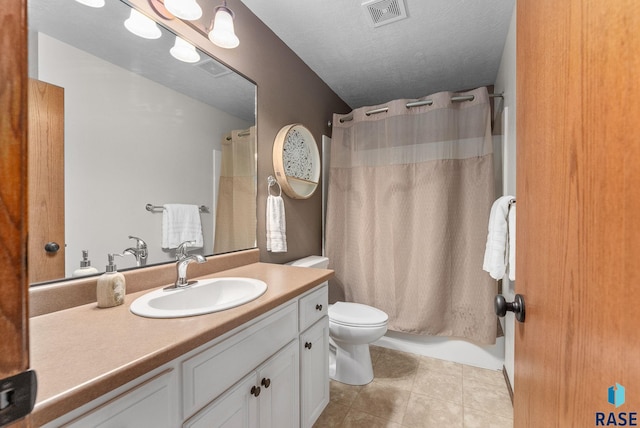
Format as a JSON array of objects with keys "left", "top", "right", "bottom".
[{"left": 30, "top": 262, "right": 333, "bottom": 426}]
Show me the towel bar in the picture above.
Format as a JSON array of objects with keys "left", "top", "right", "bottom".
[{"left": 145, "top": 204, "right": 209, "bottom": 213}]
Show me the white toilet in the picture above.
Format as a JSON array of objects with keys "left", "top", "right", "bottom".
[
  {"left": 328, "top": 302, "right": 388, "bottom": 385},
  {"left": 287, "top": 256, "right": 389, "bottom": 386}
]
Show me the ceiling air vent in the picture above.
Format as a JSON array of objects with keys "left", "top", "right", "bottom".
[
  {"left": 195, "top": 58, "right": 232, "bottom": 78},
  {"left": 362, "top": 0, "right": 408, "bottom": 28}
]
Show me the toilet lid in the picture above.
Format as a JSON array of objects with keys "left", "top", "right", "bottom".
[{"left": 329, "top": 302, "right": 389, "bottom": 327}]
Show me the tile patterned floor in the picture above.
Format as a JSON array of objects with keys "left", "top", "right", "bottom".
[{"left": 314, "top": 346, "right": 513, "bottom": 428}]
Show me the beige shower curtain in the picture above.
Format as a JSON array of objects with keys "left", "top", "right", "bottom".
[
  {"left": 326, "top": 87, "right": 497, "bottom": 344},
  {"left": 214, "top": 126, "right": 256, "bottom": 254}
]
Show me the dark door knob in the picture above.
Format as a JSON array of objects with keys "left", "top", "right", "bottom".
[
  {"left": 315, "top": 304, "right": 323, "bottom": 311},
  {"left": 44, "top": 242, "right": 60, "bottom": 253},
  {"left": 304, "top": 342, "right": 313, "bottom": 350},
  {"left": 261, "top": 378, "right": 271, "bottom": 388},
  {"left": 495, "top": 294, "right": 526, "bottom": 323},
  {"left": 250, "top": 385, "right": 261, "bottom": 397}
]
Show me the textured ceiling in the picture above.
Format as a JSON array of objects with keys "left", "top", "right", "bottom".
[{"left": 241, "top": 0, "right": 515, "bottom": 108}]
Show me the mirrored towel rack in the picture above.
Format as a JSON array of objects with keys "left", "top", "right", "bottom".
[{"left": 145, "top": 203, "right": 209, "bottom": 213}]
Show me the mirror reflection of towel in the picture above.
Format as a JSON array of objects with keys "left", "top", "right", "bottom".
[
  {"left": 266, "top": 195, "right": 287, "bottom": 252},
  {"left": 162, "top": 204, "right": 204, "bottom": 249}
]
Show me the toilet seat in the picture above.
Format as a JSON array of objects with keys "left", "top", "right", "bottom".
[{"left": 329, "top": 302, "right": 388, "bottom": 328}]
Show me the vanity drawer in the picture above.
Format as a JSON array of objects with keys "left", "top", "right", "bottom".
[
  {"left": 182, "top": 301, "right": 298, "bottom": 418},
  {"left": 299, "top": 284, "right": 328, "bottom": 332}
]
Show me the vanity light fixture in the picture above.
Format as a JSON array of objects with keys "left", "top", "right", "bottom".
[
  {"left": 170, "top": 36, "right": 201, "bottom": 63},
  {"left": 208, "top": 0, "right": 239, "bottom": 49},
  {"left": 164, "top": 0, "right": 203, "bottom": 21},
  {"left": 74, "top": 0, "right": 105, "bottom": 8},
  {"left": 124, "top": 9, "right": 162, "bottom": 40}
]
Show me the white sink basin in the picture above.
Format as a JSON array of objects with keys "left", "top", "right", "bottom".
[{"left": 130, "top": 277, "right": 268, "bottom": 318}]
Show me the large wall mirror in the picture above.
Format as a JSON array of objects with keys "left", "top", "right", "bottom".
[{"left": 28, "top": 0, "right": 257, "bottom": 285}]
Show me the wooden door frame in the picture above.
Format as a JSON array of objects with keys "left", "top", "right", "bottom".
[{"left": 0, "top": 0, "right": 30, "bottom": 426}]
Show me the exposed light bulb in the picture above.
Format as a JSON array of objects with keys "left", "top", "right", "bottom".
[
  {"left": 164, "top": 0, "right": 203, "bottom": 21},
  {"left": 208, "top": 5, "right": 239, "bottom": 49},
  {"left": 74, "top": 0, "right": 105, "bottom": 7},
  {"left": 170, "top": 37, "right": 201, "bottom": 63},
  {"left": 124, "top": 9, "right": 162, "bottom": 40}
]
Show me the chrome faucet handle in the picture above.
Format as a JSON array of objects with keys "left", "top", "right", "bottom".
[
  {"left": 176, "top": 240, "right": 196, "bottom": 260},
  {"left": 128, "top": 235, "right": 148, "bottom": 255},
  {"left": 166, "top": 253, "right": 207, "bottom": 290}
]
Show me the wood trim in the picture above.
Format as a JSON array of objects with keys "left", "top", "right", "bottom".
[{"left": 0, "top": 0, "right": 31, "bottom": 426}]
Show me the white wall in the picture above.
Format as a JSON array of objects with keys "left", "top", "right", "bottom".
[
  {"left": 494, "top": 6, "right": 517, "bottom": 389},
  {"left": 35, "top": 33, "right": 251, "bottom": 276}
]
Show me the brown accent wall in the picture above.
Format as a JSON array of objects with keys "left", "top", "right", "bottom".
[{"left": 129, "top": 0, "right": 351, "bottom": 264}]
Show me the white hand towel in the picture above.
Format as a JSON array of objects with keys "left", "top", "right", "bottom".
[
  {"left": 508, "top": 204, "right": 516, "bottom": 281},
  {"left": 162, "top": 204, "right": 204, "bottom": 249},
  {"left": 266, "top": 195, "right": 287, "bottom": 252},
  {"left": 483, "top": 195, "right": 514, "bottom": 280}
]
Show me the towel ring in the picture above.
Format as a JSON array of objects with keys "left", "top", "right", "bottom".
[{"left": 267, "top": 175, "right": 282, "bottom": 197}]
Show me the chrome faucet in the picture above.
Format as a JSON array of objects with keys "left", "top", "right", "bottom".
[
  {"left": 123, "top": 235, "right": 148, "bottom": 267},
  {"left": 175, "top": 240, "right": 196, "bottom": 261},
  {"left": 165, "top": 241, "right": 206, "bottom": 290}
]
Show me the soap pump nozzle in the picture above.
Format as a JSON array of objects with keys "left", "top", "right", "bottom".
[
  {"left": 80, "top": 250, "right": 92, "bottom": 268},
  {"left": 105, "top": 253, "right": 124, "bottom": 273}
]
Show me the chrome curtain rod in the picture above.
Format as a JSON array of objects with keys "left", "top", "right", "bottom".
[
  {"left": 338, "top": 93, "right": 504, "bottom": 123},
  {"left": 225, "top": 128, "right": 251, "bottom": 140},
  {"left": 145, "top": 204, "right": 209, "bottom": 213}
]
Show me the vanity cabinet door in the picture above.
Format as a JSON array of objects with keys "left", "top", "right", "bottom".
[
  {"left": 182, "top": 302, "right": 297, "bottom": 419},
  {"left": 184, "top": 341, "right": 299, "bottom": 428},
  {"left": 257, "top": 340, "right": 299, "bottom": 428},
  {"left": 183, "top": 373, "right": 258, "bottom": 428},
  {"left": 65, "top": 370, "right": 177, "bottom": 428},
  {"left": 300, "top": 317, "right": 330, "bottom": 428}
]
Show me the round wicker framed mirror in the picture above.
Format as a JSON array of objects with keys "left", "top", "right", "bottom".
[{"left": 272, "top": 124, "right": 320, "bottom": 199}]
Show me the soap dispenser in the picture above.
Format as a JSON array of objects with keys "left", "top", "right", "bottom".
[
  {"left": 72, "top": 250, "right": 99, "bottom": 278},
  {"left": 97, "top": 253, "right": 126, "bottom": 308}
]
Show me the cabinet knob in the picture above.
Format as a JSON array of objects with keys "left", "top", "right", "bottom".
[
  {"left": 250, "top": 385, "right": 261, "bottom": 397},
  {"left": 304, "top": 342, "right": 313, "bottom": 350},
  {"left": 315, "top": 304, "right": 323, "bottom": 311},
  {"left": 261, "top": 377, "right": 271, "bottom": 388}
]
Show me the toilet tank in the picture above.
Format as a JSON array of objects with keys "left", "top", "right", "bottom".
[{"left": 286, "top": 255, "right": 329, "bottom": 269}]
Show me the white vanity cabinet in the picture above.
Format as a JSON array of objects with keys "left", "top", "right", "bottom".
[
  {"left": 43, "top": 283, "right": 329, "bottom": 428},
  {"left": 62, "top": 369, "right": 179, "bottom": 427},
  {"left": 181, "top": 302, "right": 298, "bottom": 419},
  {"left": 184, "top": 340, "right": 299, "bottom": 428},
  {"left": 298, "top": 285, "right": 330, "bottom": 428}
]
